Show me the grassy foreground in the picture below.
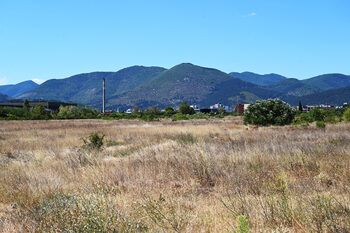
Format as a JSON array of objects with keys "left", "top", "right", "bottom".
[{"left": 0, "top": 117, "right": 349, "bottom": 232}]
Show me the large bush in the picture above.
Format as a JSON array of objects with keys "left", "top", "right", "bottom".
[
  {"left": 164, "top": 106, "right": 176, "bottom": 116},
  {"left": 143, "top": 106, "right": 161, "bottom": 115},
  {"left": 179, "top": 102, "right": 195, "bottom": 115},
  {"left": 307, "top": 108, "right": 325, "bottom": 122},
  {"left": 343, "top": 108, "right": 350, "bottom": 122},
  {"left": 57, "top": 106, "right": 99, "bottom": 119},
  {"left": 32, "top": 104, "right": 49, "bottom": 120},
  {"left": 243, "top": 99, "right": 296, "bottom": 126},
  {"left": 57, "top": 105, "right": 80, "bottom": 119}
]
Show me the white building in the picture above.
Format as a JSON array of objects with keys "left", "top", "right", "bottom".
[
  {"left": 190, "top": 104, "right": 200, "bottom": 111},
  {"left": 210, "top": 103, "right": 225, "bottom": 110},
  {"left": 210, "top": 103, "right": 233, "bottom": 112},
  {"left": 244, "top": 104, "right": 250, "bottom": 111}
]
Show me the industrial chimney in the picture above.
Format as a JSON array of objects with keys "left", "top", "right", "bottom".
[{"left": 102, "top": 78, "right": 105, "bottom": 114}]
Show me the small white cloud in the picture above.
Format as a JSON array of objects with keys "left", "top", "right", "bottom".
[
  {"left": 242, "top": 12, "right": 257, "bottom": 18},
  {"left": 32, "top": 78, "right": 46, "bottom": 84},
  {"left": 0, "top": 77, "right": 8, "bottom": 85}
]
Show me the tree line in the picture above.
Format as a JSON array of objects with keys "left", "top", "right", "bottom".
[
  {"left": 0, "top": 101, "right": 231, "bottom": 121},
  {"left": 1, "top": 99, "right": 349, "bottom": 126}
]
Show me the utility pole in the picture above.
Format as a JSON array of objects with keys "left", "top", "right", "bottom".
[{"left": 102, "top": 78, "right": 105, "bottom": 114}]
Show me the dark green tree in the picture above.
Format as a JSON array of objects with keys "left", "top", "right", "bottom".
[
  {"left": 179, "top": 102, "right": 195, "bottom": 115},
  {"left": 243, "top": 99, "right": 296, "bottom": 126},
  {"left": 165, "top": 106, "right": 175, "bottom": 112},
  {"left": 298, "top": 100, "right": 303, "bottom": 112},
  {"left": 23, "top": 99, "right": 30, "bottom": 111},
  {"left": 164, "top": 106, "right": 176, "bottom": 116},
  {"left": 144, "top": 106, "right": 161, "bottom": 115},
  {"left": 33, "top": 104, "right": 46, "bottom": 115},
  {"left": 308, "top": 108, "right": 325, "bottom": 122},
  {"left": 343, "top": 108, "right": 350, "bottom": 122},
  {"left": 132, "top": 105, "right": 141, "bottom": 114},
  {"left": 57, "top": 105, "right": 79, "bottom": 119},
  {"left": 32, "top": 104, "right": 48, "bottom": 120}
]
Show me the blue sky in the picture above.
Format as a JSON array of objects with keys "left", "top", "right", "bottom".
[{"left": 0, "top": 0, "right": 349, "bottom": 85}]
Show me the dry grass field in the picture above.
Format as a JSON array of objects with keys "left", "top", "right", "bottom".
[{"left": 0, "top": 117, "right": 349, "bottom": 232}]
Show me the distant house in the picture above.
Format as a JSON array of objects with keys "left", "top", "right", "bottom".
[
  {"left": 244, "top": 104, "right": 250, "bottom": 111},
  {"left": 190, "top": 104, "right": 200, "bottom": 112},
  {"left": 210, "top": 103, "right": 232, "bottom": 112},
  {"left": 236, "top": 104, "right": 250, "bottom": 115},
  {"left": 210, "top": 103, "right": 224, "bottom": 110},
  {"left": 0, "top": 101, "right": 77, "bottom": 112},
  {"left": 236, "top": 104, "right": 244, "bottom": 115},
  {"left": 317, "top": 104, "right": 335, "bottom": 111},
  {"left": 297, "top": 104, "right": 338, "bottom": 113}
]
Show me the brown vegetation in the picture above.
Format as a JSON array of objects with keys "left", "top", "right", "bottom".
[{"left": 0, "top": 117, "right": 349, "bottom": 232}]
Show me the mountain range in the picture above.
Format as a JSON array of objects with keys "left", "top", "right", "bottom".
[
  {"left": 18, "top": 66, "right": 166, "bottom": 107},
  {"left": 1, "top": 63, "right": 349, "bottom": 109},
  {"left": 229, "top": 72, "right": 287, "bottom": 86},
  {"left": 0, "top": 80, "right": 38, "bottom": 98},
  {"left": 108, "top": 63, "right": 280, "bottom": 108},
  {"left": 282, "top": 86, "right": 350, "bottom": 106}
]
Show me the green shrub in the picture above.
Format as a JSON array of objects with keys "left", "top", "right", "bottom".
[
  {"left": 300, "top": 113, "right": 314, "bottom": 123},
  {"left": 323, "top": 110, "right": 339, "bottom": 123},
  {"left": 343, "top": 108, "right": 350, "bottom": 122},
  {"left": 57, "top": 106, "right": 99, "bottom": 119},
  {"left": 143, "top": 106, "right": 161, "bottom": 115},
  {"left": 82, "top": 133, "right": 105, "bottom": 150},
  {"left": 107, "top": 112, "right": 133, "bottom": 120},
  {"left": 172, "top": 113, "right": 189, "bottom": 121},
  {"left": 316, "top": 121, "right": 326, "bottom": 129},
  {"left": 218, "top": 108, "right": 226, "bottom": 115},
  {"left": 308, "top": 108, "right": 325, "bottom": 122},
  {"left": 243, "top": 99, "right": 296, "bottom": 126},
  {"left": 164, "top": 106, "right": 176, "bottom": 116},
  {"left": 57, "top": 105, "right": 79, "bottom": 119},
  {"left": 293, "top": 113, "right": 312, "bottom": 125},
  {"left": 179, "top": 102, "right": 195, "bottom": 115},
  {"left": 324, "top": 114, "right": 339, "bottom": 123},
  {"left": 234, "top": 215, "right": 251, "bottom": 233},
  {"left": 32, "top": 104, "right": 49, "bottom": 120},
  {"left": 295, "top": 109, "right": 340, "bottom": 125},
  {"left": 79, "top": 107, "right": 100, "bottom": 119},
  {"left": 141, "top": 114, "right": 157, "bottom": 121},
  {"left": 187, "top": 113, "right": 209, "bottom": 120}
]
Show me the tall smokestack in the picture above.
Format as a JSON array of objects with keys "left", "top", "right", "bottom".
[{"left": 102, "top": 78, "right": 105, "bottom": 113}]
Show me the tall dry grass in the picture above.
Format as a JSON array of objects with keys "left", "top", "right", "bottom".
[{"left": 0, "top": 117, "right": 349, "bottom": 232}]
